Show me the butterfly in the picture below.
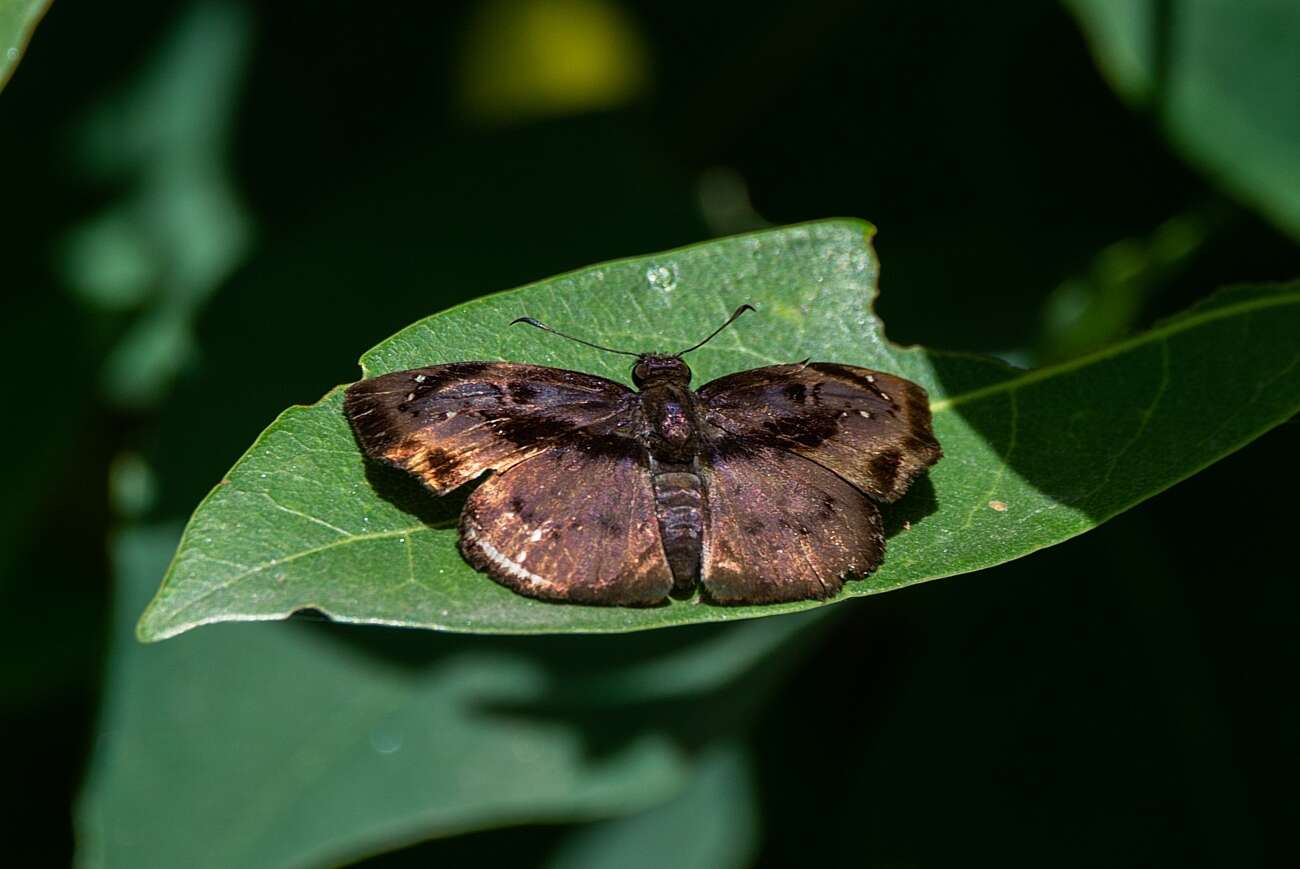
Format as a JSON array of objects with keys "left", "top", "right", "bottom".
[{"left": 343, "top": 305, "right": 941, "bottom": 606}]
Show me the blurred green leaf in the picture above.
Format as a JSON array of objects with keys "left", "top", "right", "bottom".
[
  {"left": 545, "top": 742, "right": 757, "bottom": 869},
  {"left": 1067, "top": 0, "right": 1300, "bottom": 240},
  {"left": 60, "top": 0, "right": 254, "bottom": 407},
  {"left": 84, "top": 525, "right": 815, "bottom": 867},
  {"left": 0, "top": 0, "right": 49, "bottom": 92},
  {"left": 1037, "top": 210, "right": 1212, "bottom": 363},
  {"left": 136, "top": 219, "right": 1300, "bottom": 641}
]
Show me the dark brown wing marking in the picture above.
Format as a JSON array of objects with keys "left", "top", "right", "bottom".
[
  {"left": 699, "top": 444, "right": 884, "bottom": 603},
  {"left": 697, "top": 362, "right": 941, "bottom": 502},
  {"left": 344, "top": 362, "right": 637, "bottom": 495},
  {"left": 459, "top": 445, "right": 674, "bottom": 605}
]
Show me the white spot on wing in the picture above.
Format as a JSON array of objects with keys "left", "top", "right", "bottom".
[{"left": 464, "top": 524, "right": 556, "bottom": 588}]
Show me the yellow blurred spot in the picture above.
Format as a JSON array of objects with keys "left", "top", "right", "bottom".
[
  {"left": 769, "top": 301, "right": 803, "bottom": 326},
  {"left": 459, "top": 0, "right": 650, "bottom": 123}
]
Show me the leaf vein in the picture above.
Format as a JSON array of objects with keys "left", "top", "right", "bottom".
[
  {"left": 929, "top": 290, "right": 1300, "bottom": 413},
  {"left": 1081, "top": 339, "right": 1172, "bottom": 505},
  {"left": 161, "top": 525, "right": 434, "bottom": 622},
  {"left": 251, "top": 491, "right": 353, "bottom": 536}
]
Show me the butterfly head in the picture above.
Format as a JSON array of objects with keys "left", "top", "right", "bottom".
[
  {"left": 632, "top": 354, "right": 691, "bottom": 388},
  {"left": 511, "top": 304, "right": 753, "bottom": 391}
]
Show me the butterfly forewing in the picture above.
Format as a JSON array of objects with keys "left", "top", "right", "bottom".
[
  {"left": 697, "top": 363, "right": 941, "bottom": 502},
  {"left": 344, "top": 362, "right": 637, "bottom": 495}
]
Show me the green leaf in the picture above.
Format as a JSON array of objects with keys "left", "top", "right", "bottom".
[
  {"left": 1066, "top": 0, "right": 1300, "bottom": 240},
  {"left": 545, "top": 742, "right": 758, "bottom": 869},
  {"left": 0, "top": 0, "right": 49, "bottom": 93},
  {"left": 136, "top": 219, "right": 1300, "bottom": 640},
  {"left": 84, "top": 525, "right": 816, "bottom": 867}
]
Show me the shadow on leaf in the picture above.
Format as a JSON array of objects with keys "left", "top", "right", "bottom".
[
  {"left": 362, "top": 456, "right": 466, "bottom": 529},
  {"left": 881, "top": 474, "right": 938, "bottom": 538}
]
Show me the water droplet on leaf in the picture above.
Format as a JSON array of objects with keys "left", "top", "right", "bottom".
[
  {"left": 369, "top": 728, "right": 402, "bottom": 754},
  {"left": 645, "top": 263, "right": 677, "bottom": 291}
]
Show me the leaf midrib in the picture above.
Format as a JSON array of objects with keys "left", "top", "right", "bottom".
[{"left": 929, "top": 287, "right": 1299, "bottom": 413}]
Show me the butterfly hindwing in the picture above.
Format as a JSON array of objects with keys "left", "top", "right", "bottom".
[
  {"left": 459, "top": 444, "right": 674, "bottom": 605},
  {"left": 344, "top": 362, "right": 637, "bottom": 495},
  {"left": 699, "top": 444, "right": 884, "bottom": 603},
  {"left": 697, "top": 362, "right": 941, "bottom": 502}
]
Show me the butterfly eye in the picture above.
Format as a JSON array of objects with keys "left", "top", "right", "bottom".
[{"left": 631, "top": 359, "right": 654, "bottom": 387}]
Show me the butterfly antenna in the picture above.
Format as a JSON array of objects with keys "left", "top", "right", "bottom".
[
  {"left": 674, "top": 304, "right": 756, "bottom": 356},
  {"left": 510, "top": 317, "right": 642, "bottom": 358}
]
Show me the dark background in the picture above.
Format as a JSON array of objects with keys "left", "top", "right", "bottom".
[{"left": 3, "top": 1, "right": 1296, "bottom": 865}]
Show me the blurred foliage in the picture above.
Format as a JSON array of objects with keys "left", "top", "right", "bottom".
[
  {"left": 544, "top": 741, "right": 757, "bottom": 869},
  {"left": 0, "top": 0, "right": 49, "bottom": 90},
  {"left": 1068, "top": 0, "right": 1300, "bottom": 240},
  {"left": 59, "top": 0, "right": 253, "bottom": 407},
  {"left": 459, "top": 0, "right": 650, "bottom": 124},
  {"left": 1036, "top": 208, "right": 1215, "bottom": 362},
  {"left": 0, "top": 0, "right": 1295, "bottom": 866},
  {"left": 81, "top": 525, "right": 803, "bottom": 867}
]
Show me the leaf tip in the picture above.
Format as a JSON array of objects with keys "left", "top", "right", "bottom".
[
  {"left": 134, "top": 605, "right": 169, "bottom": 643},
  {"left": 134, "top": 593, "right": 192, "bottom": 643}
]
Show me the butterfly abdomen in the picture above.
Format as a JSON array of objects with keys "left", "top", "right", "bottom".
[
  {"left": 651, "top": 470, "right": 705, "bottom": 593},
  {"left": 636, "top": 379, "right": 708, "bottom": 594}
]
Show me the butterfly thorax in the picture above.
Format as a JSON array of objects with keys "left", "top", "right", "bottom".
[{"left": 632, "top": 356, "right": 700, "bottom": 462}]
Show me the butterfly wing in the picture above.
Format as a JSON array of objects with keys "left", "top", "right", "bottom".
[
  {"left": 344, "top": 362, "right": 637, "bottom": 495},
  {"left": 459, "top": 443, "right": 674, "bottom": 605},
  {"left": 699, "top": 444, "right": 883, "bottom": 603},
  {"left": 347, "top": 361, "right": 672, "bottom": 603},
  {"left": 696, "top": 362, "right": 941, "bottom": 502}
]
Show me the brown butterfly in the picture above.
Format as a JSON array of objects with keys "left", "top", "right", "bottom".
[{"left": 344, "top": 305, "right": 941, "bottom": 606}]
